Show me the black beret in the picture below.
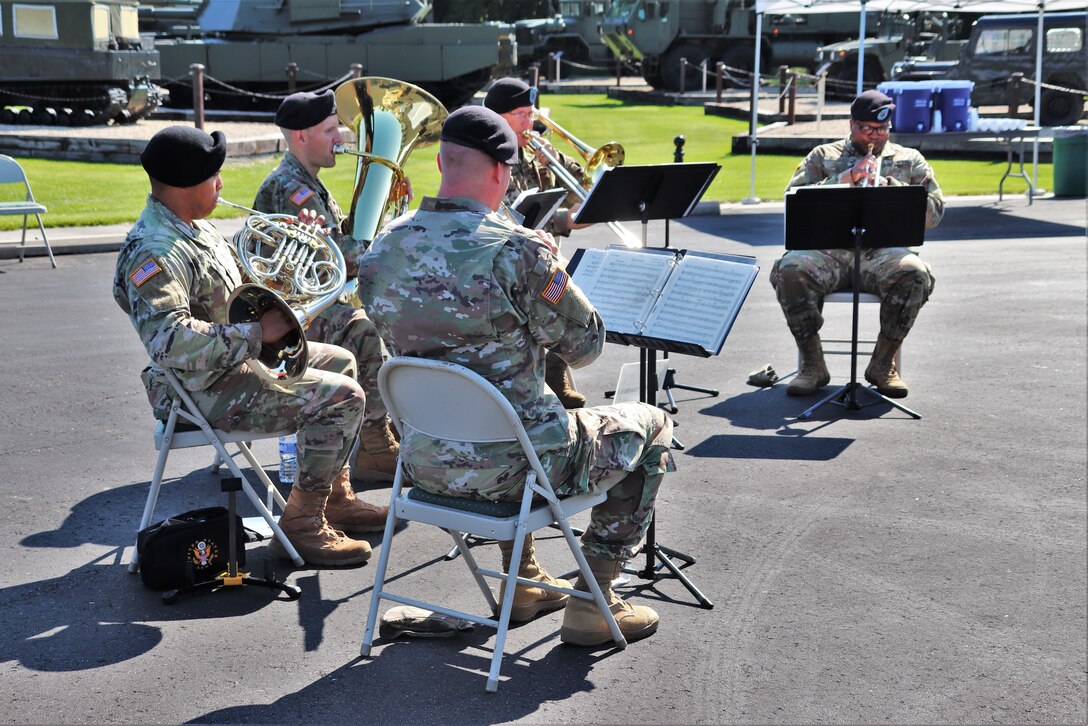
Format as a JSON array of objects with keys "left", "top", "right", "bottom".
[
  {"left": 140, "top": 126, "right": 226, "bottom": 187},
  {"left": 440, "top": 106, "right": 519, "bottom": 165},
  {"left": 851, "top": 90, "right": 895, "bottom": 123},
  {"left": 275, "top": 89, "right": 336, "bottom": 130},
  {"left": 483, "top": 78, "right": 537, "bottom": 115}
]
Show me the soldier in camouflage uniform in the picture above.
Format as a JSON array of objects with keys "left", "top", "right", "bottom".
[
  {"left": 485, "top": 77, "right": 591, "bottom": 409},
  {"left": 359, "top": 106, "right": 674, "bottom": 646},
  {"left": 114, "top": 126, "right": 385, "bottom": 568},
  {"left": 771, "top": 90, "right": 942, "bottom": 398},
  {"left": 253, "top": 89, "right": 399, "bottom": 488}
]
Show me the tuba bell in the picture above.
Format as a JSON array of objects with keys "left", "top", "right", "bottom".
[
  {"left": 219, "top": 200, "right": 347, "bottom": 385},
  {"left": 333, "top": 77, "right": 448, "bottom": 243}
]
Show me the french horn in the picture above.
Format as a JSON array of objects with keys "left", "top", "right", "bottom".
[{"left": 219, "top": 199, "right": 347, "bottom": 385}]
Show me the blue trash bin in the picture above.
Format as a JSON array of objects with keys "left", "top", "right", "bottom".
[
  {"left": 878, "top": 81, "right": 932, "bottom": 133},
  {"left": 932, "top": 80, "right": 974, "bottom": 132}
]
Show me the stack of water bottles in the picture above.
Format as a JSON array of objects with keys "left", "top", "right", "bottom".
[{"left": 279, "top": 433, "right": 297, "bottom": 484}]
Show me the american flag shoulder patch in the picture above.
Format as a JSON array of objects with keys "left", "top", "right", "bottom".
[
  {"left": 539, "top": 268, "right": 568, "bottom": 305},
  {"left": 290, "top": 186, "right": 315, "bottom": 206},
  {"left": 130, "top": 258, "right": 162, "bottom": 287}
]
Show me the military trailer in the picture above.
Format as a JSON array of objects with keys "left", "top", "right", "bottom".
[
  {"left": 0, "top": 0, "right": 166, "bottom": 125},
  {"left": 600, "top": 0, "right": 865, "bottom": 90},
  {"left": 892, "top": 11, "right": 1087, "bottom": 126},
  {"left": 139, "top": 0, "right": 510, "bottom": 111}
]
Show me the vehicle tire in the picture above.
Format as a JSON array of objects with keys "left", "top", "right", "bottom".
[
  {"left": 720, "top": 45, "right": 759, "bottom": 88},
  {"left": 1039, "top": 89, "right": 1085, "bottom": 127},
  {"left": 828, "top": 59, "right": 884, "bottom": 99},
  {"left": 660, "top": 43, "right": 709, "bottom": 92}
]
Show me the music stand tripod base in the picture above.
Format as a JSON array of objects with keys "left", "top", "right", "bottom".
[
  {"left": 163, "top": 476, "right": 301, "bottom": 605},
  {"left": 622, "top": 519, "right": 714, "bottom": 609},
  {"left": 798, "top": 381, "right": 921, "bottom": 419}
]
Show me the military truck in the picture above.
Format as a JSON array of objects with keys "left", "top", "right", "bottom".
[
  {"left": 892, "top": 11, "right": 1087, "bottom": 126},
  {"left": 0, "top": 0, "right": 166, "bottom": 125},
  {"left": 139, "top": 0, "right": 511, "bottom": 111},
  {"left": 600, "top": 0, "right": 866, "bottom": 91},
  {"left": 515, "top": 1, "right": 614, "bottom": 67},
  {"left": 815, "top": 12, "right": 973, "bottom": 96}
]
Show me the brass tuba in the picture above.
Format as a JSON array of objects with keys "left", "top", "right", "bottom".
[
  {"left": 219, "top": 199, "right": 347, "bottom": 385},
  {"left": 525, "top": 109, "right": 640, "bottom": 247},
  {"left": 333, "top": 77, "right": 448, "bottom": 243}
]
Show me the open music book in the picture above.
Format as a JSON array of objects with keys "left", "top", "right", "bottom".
[{"left": 568, "top": 246, "right": 759, "bottom": 357}]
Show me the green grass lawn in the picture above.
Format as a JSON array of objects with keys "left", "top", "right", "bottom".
[{"left": 1, "top": 93, "right": 1050, "bottom": 230}]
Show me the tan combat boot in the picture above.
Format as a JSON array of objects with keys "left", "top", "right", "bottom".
[
  {"left": 545, "top": 351, "right": 586, "bottom": 409},
  {"left": 352, "top": 418, "right": 399, "bottom": 484},
  {"left": 268, "top": 488, "right": 372, "bottom": 567},
  {"left": 324, "top": 468, "right": 389, "bottom": 534},
  {"left": 496, "top": 535, "right": 572, "bottom": 622},
  {"left": 865, "top": 334, "right": 909, "bottom": 398},
  {"left": 560, "top": 555, "right": 659, "bottom": 646},
  {"left": 787, "top": 335, "right": 831, "bottom": 396}
]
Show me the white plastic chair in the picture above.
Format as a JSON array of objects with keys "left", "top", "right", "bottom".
[
  {"left": 128, "top": 367, "right": 304, "bottom": 573},
  {"left": 799, "top": 291, "right": 902, "bottom": 375},
  {"left": 363, "top": 357, "right": 626, "bottom": 692},
  {"left": 0, "top": 155, "right": 55, "bottom": 268}
]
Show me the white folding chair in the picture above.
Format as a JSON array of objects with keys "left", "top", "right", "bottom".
[
  {"left": 127, "top": 367, "right": 304, "bottom": 573},
  {"left": 799, "top": 291, "right": 903, "bottom": 376},
  {"left": 363, "top": 357, "right": 626, "bottom": 693},
  {"left": 0, "top": 155, "right": 55, "bottom": 268}
]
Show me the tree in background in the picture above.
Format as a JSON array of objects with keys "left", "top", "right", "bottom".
[{"left": 432, "top": 0, "right": 552, "bottom": 23}]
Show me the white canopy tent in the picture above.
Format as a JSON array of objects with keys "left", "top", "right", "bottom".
[{"left": 743, "top": 0, "right": 1088, "bottom": 201}]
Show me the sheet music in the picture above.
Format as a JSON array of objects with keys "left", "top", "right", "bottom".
[
  {"left": 571, "top": 247, "right": 675, "bottom": 334},
  {"left": 642, "top": 252, "right": 758, "bottom": 352}
]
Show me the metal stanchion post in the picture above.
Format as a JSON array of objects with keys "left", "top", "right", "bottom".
[
  {"left": 191, "top": 63, "right": 205, "bottom": 130},
  {"left": 715, "top": 62, "right": 724, "bottom": 102},
  {"left": 778, "top": 65, "right": 788, "bottom": 114},
  {"left": 1007, "top": 72, "right": 1023, "bottom": 117},
  {"left": 351, "top": 63, "right": 364, "bottom": 79},
  {"left": 286, "top": 62, "right": 298, "bottom": 92},
  {"left": 679, "top": 57, "right": 688, "bottom": 95},
  {"left": 787, "top": 72, "right": 797, "bottom": 125}
]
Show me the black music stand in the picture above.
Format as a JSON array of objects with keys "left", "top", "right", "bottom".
[
  {"left": 784, "top": 185, "right": 926, "bottom": 420},
  {"left": 577, "top": 163, "right": 720, "bottom": 610}
]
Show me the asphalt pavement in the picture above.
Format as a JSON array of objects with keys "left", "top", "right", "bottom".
[{"left": 0, "top": 196, "right": 1085, "bottom": 725}]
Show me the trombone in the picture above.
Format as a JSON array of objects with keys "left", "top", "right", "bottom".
[{"left": 525, "top": 111, "right": 641, "bottom": 248}]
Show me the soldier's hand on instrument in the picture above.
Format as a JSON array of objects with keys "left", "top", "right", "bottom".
[
  {"left": 258, "top": 306, "right": 294, "bottom": 343},
  {"left": 533, "top": 229, "right": 560, "bottom": 257},
  {"left": 394, "top": 176, "right": 414, "bottom": 204},
  {"left": 566, "top": 202, "right": 593, "bottom": 231},
  {"left": 296, "top": 208, "right": 327, "bottom": 229}
]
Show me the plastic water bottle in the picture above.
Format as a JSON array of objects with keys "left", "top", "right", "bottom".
[
  {"left": 278, "top": 433, "right": 297, "bottom": 484},
  {"left": 968, "top": 108, "right": 980, "bottom": 132}
]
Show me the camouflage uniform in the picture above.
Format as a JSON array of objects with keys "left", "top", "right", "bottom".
[
  {"left": 113, "top": 195, "right": 365, "bottom": 493},
  {"left": 504, "top": 145, "right": 584, "bottom": 238},
  {"left": 770, "top": 138, "right": 941, "bottom": 343},
  {"left": 359, "top": 196, "right": 676, "bottom": 561},
  {"left": 253, "top": 150, "right": 388, "bottom": 424}
]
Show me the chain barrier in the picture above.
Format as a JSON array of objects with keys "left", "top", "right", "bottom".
[
  {"left": 197, "top": 70, "right": 354, "bottom": 100},
  {"left": 557, "top": 57, "right": 624, "bottom": 72},
  {"left": 1022, "top": 77, "right": 1088, "bottom": 96}
]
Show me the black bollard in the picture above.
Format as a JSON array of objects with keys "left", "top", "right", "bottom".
[
  {"left": 191, "top": 63, "right": 205, "bottom": 130},
  {"left": 674, "top": 135, "right": 685, "bottom": 163}
]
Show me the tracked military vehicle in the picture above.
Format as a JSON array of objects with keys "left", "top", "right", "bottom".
[
  {"left": 0, "top": 0, "right": 166, "bottom": 125},
  {"left": 516, "top": 1, "right": 614, "bottom": 67},
  {"left": 600, "top": 0, "right": 864, "bottom": 91},
  {"left": 140, "top": 0, "right": 510, "bottom": 111}
]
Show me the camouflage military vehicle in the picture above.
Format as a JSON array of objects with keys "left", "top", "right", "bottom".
[
  {"left": 600, "top": 0, "right": 865, "bottom": 91},
  {"left": 815, "top": 12, "right": 973, "bottom": 96},
  {"left": 515, "top": 1, "right": 614, "bottom": 67},
  {"left": 139, "top": 0, "right": 510, "bottom": 111},
  {"left": 0, "top": 0, "right": 166, "bottom": 125},
  {"left": 892, "top": 11, "right": 1087, "bottom": 127}
]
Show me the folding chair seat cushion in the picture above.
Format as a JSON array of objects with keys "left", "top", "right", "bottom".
[{"left": 405, "top": 487, "right": 523, "bottom": 518}]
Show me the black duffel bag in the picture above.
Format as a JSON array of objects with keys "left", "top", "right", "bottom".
[{"left": 136, "top": 507, "right": 248, "bottom": 590}]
